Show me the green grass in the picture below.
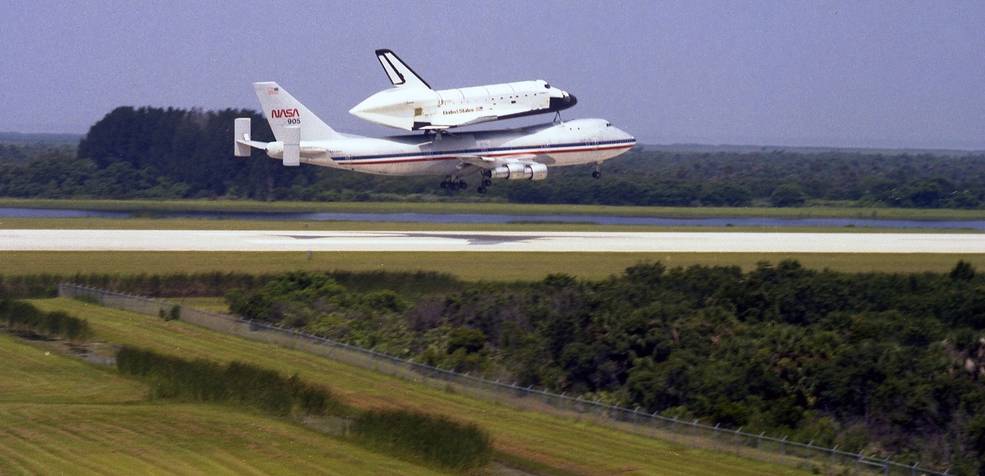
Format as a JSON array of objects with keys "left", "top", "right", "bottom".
[
  {"left": 0, "top": 333, "right": 434, "bottom": 475},
  {"left": 172, "top": 296, "right": 230, "bottom": 313},
  {"left": 0, "top": 333, "right": 144, "bottom": 404},
  {"left": 2, "top": 251, "right": 984, "bottom": 280},
  {"left": 1, "top": 216, "right": 981, "bottom": 233},
  {"left": 0, "top": 403, "right": 436, "bottom": 475},
  {"left": 3, "top": 197, "right": 985, "bottom": 220},
  {"left": 29, "top": 298, "right": 808, "bottom": 476}
]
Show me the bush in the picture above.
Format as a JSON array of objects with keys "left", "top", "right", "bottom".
[
  {"left": 0, "top": 299, "right": 91, "bottom": 341},
  {"left": 115, "top": 346, "right": 343, "bottom": 416},
  {"left": 0, "top": 270, "right": 462, "bottom": 300},
  {"left": 770, "top": 183, "right": 806, "bottom": 207},
  {"left": 352, "top": 409, "right": 492, "bottom": 470}
]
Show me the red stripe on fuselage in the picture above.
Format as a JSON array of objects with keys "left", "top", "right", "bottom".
[{"left": 342, "top": 143, "right": 635, "bottom": 166}]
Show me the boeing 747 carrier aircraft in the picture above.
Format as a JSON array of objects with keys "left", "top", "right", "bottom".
[{"left": 235, "top": 82, "right": 634, "bottom": 193}]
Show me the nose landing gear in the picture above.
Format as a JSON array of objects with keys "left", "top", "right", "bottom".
[{"left": 592, "top": 163, "right": 602, "bottom": 179}]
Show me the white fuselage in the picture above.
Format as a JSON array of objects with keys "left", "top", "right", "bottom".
[
  {"left": 349, "top": 80, "right": 576, "bottom": 131},
  {"left": 264, "top": 118, "right": 635, "bottom": 177}
]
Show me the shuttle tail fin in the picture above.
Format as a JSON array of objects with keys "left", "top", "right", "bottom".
[
  {"left": 375, "top": 49, "right": 431, "bottom": 89},
  {"left": 252, "top": 82, "right": 343, "bottom": 142}
]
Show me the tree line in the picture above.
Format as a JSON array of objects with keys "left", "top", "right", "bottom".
[
  {"left": 1, "top": 106, "right": 985, "bottom": 208},
  {"left": 224, "top": 263, "right": 985, "bottom": 474}
]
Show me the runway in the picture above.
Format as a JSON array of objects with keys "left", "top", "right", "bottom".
[{"left": 0, "top": 230, "right": 983, "bottom": 253}]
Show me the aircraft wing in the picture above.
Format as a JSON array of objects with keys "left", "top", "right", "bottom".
[
  {"left": 430, "top": 113, "right": 500, "bottom": 128},
  {"left": 236, "top": 138, "right": 268, "bottom": 150},
  {"left": 458, "top": 154, "right": 538, "bottom": 169}
]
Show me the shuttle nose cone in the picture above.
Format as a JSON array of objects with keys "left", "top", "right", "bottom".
[
  {"left": 549, "top": 93, "right": 577, "bottom": 111},
  {"left": 349, "top": 98, "right": 371, "bottom": 117}
]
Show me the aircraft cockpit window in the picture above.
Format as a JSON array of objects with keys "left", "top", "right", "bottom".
[
  {"left": 606, "top": 122, "right": 612, "bottom": 127},
  {"left": 544, "top": 83, "right": 551, "bottom": 88}
]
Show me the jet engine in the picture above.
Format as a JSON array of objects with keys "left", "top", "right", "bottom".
[{"left": 490, "top": 162, "right": 548, "bottom": 181}]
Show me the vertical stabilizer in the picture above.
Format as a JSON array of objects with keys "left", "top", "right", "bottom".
[
  {"left": 375, "top": 49, "right": 431, "bottom": 89},
  {"left": 252, "top": 82, "right": 343, "bottom": 141}
]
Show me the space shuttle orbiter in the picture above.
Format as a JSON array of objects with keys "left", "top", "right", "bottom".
[{"left": 349, "top": 49, "right": 577, "bottom": 132}]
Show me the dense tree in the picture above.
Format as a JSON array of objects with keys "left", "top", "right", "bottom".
[
  {"left": 224, "top": 262, "right": 985, "bottom": 472},
  {"left": 4, "top": 106, "right": 985, "bottom": 208}
]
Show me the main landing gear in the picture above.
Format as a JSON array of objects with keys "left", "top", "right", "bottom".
[
  {"left": 440, "top": 176, "right": 468, "bottom": 191},
  {"left": 477, "top": 170, "right": 493, "bottom": 194},
  {"left": 442, "top": 170, "right": 493, "bottom": 194}
]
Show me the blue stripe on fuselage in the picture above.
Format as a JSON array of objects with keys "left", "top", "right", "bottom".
[{"left": 331, "top": 138, "right": 636, "bottom": 162}]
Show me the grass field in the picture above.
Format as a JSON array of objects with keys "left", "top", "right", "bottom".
[
  {"left": 3, "top": 197, "right": 985, "bottom": 220},
  {"left": 173, "top": 296, "right": 231, "bottom": 313},
  {"left": 28, "top": 298, "right": 807, "bottom": 476},
  {"left": 0, "top": 333, "right": 433, "bottom": 475},
  {"left": 1, "top": 216, "right": 982, "bottom": 234},
  {"left": 2, "top": 251, "right": 982, "bottom": 279}
]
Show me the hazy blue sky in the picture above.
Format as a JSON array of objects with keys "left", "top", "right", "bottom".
[{"left": 2, "top": 1, "right": 983, "bottom": 148}]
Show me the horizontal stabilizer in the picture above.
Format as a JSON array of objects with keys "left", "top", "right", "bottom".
[
  {"left": 236, "top": 139, "right": 268, "bottom": 150},
  {"left": 234, "top": 118, "right": 252, "bottom": 157},
  {"left": 282, "top": 125, "right": 300, "bottom": 167}
]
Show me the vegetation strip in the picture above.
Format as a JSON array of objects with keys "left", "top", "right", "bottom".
[
  {"left": 0, "top": 332, "right": 435, "bottom": 474},
  {"left": 352, "top": 409, "right": 492, "bottom": 470},
  {"left": 115, "top": 346, "right": 340, "bottom": 417},
  {"left": 0, "top": 299, "right": 91, "bottom": 341},
  {"left": 6, "top": 217, "right": 983, "bottom": 234},
  {"left": 4, "top": 251, "right": 985, "bottom": 281},
  {"left": 32, "top": 297, "right": 804, "bottom": 475},
  {"left": 3, "top": 198, "right": 985, "bottom": 220}
]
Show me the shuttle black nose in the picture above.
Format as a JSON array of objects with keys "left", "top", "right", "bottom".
[{"left": 550, "top": 93, "right": 577, "bottom": 111}]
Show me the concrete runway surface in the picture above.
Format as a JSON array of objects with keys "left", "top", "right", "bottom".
[{"left": 0, "top": 229, "right": 983, "bottom": 253}]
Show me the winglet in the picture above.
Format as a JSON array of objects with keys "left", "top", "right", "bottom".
[{"left": 375, "top": 49, "right": 431, "bottom": 89}]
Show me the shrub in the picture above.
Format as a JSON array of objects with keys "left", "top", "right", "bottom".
[
  {"left": 115, "top": 346, "right": 342, "bottom": 417},
  {"left": 352, "top": 409, "right": 492, "bottom": 470},
  {"left": 0, "top": 299, "right": 91, "bottom": 341}
]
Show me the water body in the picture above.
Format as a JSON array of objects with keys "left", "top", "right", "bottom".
[{"left": 0, "top": 207, "right": 983, "bottom": 230}]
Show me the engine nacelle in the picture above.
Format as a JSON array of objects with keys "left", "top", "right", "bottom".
[
  {"left": 528, "top": 162, "right": 548, "bottom": 181},
  {"left": 490, "top": 162, "right": 548, "bottom": 181}
]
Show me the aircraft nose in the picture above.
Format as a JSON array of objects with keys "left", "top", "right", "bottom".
[
  {"left": 549, "top": 92, "right": 577, "bottom": 111},
  {"left": 349, "top": 98, "right": 370, "bottom": 116},
  {"left": 620, "top": 128, "right": 637, "bottom": 145}
]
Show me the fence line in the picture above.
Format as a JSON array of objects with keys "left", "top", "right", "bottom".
[{"left": 58, "top": 283, "right": 947, "bottom": 476}]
